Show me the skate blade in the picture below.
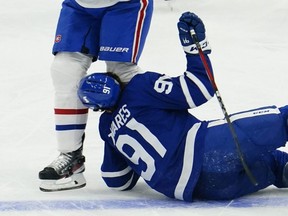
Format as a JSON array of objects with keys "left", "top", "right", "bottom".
[{"left": 39, "top": 173, "right": 86, "bottom": 192}]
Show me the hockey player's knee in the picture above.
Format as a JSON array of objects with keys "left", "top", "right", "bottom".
[
  {"left": 51, "top": 52, "right": 92, "bottom": 90},
  {"left": 106, "top": 61, "right": 143, "bottom": 83}
]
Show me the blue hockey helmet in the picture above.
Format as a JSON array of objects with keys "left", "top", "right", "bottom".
[{"left": 78, "top": 73, "right": 121, "bottom": 111}]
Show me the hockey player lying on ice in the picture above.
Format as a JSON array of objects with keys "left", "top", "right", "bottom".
[{"left": 77, "top": 12, "right": 288, "bottom": 202}]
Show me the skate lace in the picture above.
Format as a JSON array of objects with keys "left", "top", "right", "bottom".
[{"left": 50, "top": 153, "right": 73, "bottom": 171}]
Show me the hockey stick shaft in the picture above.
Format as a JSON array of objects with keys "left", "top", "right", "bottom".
[{"left": 190, "top": 29, "right": 258, "bottom": 186}]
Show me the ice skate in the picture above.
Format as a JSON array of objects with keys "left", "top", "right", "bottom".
[{"left": 39, "top": 146, "right": 86, "bottom": 192}]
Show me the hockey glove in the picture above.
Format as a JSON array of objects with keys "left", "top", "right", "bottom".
[{"left": 177, "top": 12, "right": 211, "bottom": 55}]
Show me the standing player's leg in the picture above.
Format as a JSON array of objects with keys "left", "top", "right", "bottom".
[
  {"left": 38, "top": 52, "right": 92, "bottom": 192},
  {"left": 99, "top": 0, "right": 154, "bottom": 83},
  {"left": 38, "top": 0, "right": 102, "bottom": 191}
]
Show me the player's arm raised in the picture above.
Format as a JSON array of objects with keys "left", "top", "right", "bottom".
[{"left": 177, "top": 12, "right": 214, "bottom": 108}]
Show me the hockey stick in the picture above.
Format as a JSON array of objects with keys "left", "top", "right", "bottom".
[{"left": 190, "top": 29, "right": 258, "bottom": 186}]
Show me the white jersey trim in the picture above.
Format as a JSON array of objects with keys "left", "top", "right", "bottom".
[
  {"left": 180, "top": 75, "right": 196, "bottom": 108},
  {"left": 107, "top": 173, "right": 135, "bottom": 191},
  {"left": 185, "top": 71, "right": 212, "bottom": 101},
  {"left": 208, "top": 107, "right": 280, "bottom": 128},
  {"left": 101, "top": 166, "right": 132, "bottom": 178},
  {"left": 75, "top": 0, "right": 130, "bottom": 8},
  {"left": 174, "top": 122, "right": 201, "bottom": 200}
]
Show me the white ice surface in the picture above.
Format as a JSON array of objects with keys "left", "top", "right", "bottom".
[{"left": 1, "top": 0, "right": 288, "bottom": 215}]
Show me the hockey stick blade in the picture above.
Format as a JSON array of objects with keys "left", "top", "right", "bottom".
[{"left": 190, "top": 29, "right": 258, "bottom": 186}]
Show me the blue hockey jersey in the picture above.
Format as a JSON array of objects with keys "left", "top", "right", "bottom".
[{"left": 99, "top": 54, "right": 215, "bottom": 201}]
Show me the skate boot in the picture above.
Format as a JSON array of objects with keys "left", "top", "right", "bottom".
[{"left": 39, "top": 145, "right": 86, "bottom": 192}]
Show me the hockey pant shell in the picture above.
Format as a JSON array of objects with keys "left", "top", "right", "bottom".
[
  {"left": 193, "top": 106, "right": 288, "bottom": 200},
  {"left": 52, "top": 0, "right": 153, "bottom": 63}
]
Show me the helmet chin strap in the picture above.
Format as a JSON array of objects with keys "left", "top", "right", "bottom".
[
  {"left": 94, "top": 108, "right": 115, "bottom": 113},
  {"left": 93, "top": 107, "right": 101, "bottom": 112},
  {"left": 92, "top": 106, "right": 113, "bottom": 113}
]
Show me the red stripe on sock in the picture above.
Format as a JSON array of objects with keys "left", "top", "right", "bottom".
[{"left": 54, "top": 108, "right": 89, "bottom": 115}]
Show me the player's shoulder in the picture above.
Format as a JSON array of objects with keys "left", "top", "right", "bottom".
[
  {"left": 130, "top": 71, "right": 163, "bottom": 85},
  {"left": 122, "top": 71, "right": 162, "bottom": 99}
]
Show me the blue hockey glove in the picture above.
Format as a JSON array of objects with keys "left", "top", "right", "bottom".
[{"left": 177, "top": 12, "right": 211, "bottom": 55}]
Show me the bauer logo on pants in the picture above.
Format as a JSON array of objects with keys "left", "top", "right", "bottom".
[{"left": 100, "top": 46, "right": 129, "bottom": 53}]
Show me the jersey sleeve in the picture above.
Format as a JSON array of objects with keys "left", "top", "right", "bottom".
[
  {"left": 101, "top": 142, "right": 140, "bottom": 191},
  {"left": 182, "top": 54, "right": 215, "bottom": 107},
  {"left": 131, "top": 54, "right": 214, "bottom": 110}
]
